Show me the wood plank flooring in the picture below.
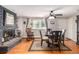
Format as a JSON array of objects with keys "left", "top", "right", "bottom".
[{"left": 6, "top": 39, "right": 79, "bottom": 54}]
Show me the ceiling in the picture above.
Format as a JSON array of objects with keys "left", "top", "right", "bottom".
[{"left": 3, "top": 5, "right": 79, "bottom": 18}]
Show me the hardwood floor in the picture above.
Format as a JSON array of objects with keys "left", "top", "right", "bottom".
[{"left": 6, "top": 39, "right": 79, "bottom": 54}]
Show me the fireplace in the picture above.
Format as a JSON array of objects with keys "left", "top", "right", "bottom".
[{"left": 3, "top": 29, "right": 15, "bottom": 42}]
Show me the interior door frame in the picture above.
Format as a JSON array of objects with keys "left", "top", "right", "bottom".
[{"left": 77, "top": 15, "right": 79, "bottom": 44}]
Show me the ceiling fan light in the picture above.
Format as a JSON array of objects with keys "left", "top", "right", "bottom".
[{"left": 48, "top": 16, "right": 55, "bottom": 19}]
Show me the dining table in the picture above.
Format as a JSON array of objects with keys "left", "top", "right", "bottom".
[{"left": 45, "top": 31, "right": 62, "bottom": 39}]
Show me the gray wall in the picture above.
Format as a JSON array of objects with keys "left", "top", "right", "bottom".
[{"left": 0, "top": 7, "right": 3, "bottom": 45}]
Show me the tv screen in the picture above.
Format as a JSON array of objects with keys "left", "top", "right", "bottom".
[{"left": 5, "top": 12, "right": 14, "bottom": 25}]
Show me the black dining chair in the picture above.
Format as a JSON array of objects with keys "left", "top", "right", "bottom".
[
  {"left": 39, "top": 30, "right": 49, "bottom": 46},
  {"left": 52, "top": 31, "right": 62, "bottom": 51}
]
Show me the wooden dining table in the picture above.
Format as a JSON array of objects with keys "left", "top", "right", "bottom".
[{"left": 45, "top": 31, "right": 62, "bottom": 40}]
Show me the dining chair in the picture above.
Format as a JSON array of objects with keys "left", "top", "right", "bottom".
[
  {"left": 39, "top": 30, "right": 49, "bottom": 46},
  {"left": 52, "top": 31, "right": 62, "bottom": 51}
]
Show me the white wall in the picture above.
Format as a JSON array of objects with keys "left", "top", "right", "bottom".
[
  {"left": 17, "top": 17, "right": 27, "bottom": 37},
  {"left": 67, "top": 16, "right": 77, "bottom": 42},
  {"left": 17, "top": 17, "right": 46, "bottom": 38},
  {"left": 47, "top": 17, "right": 77, "bottom": 42},
  {"left": 47, "top": 18, "right": 68, "bottom": 37},
  {"left": 17, "top": 16, "right": 77, "bottom": 42},
  {"left": 16, "top": 17, "right": 70, "bottom": 38}
]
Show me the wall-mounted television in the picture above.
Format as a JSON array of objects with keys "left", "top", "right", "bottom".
[{"left": 5, "top": 12, "right": 14, "bottom": 25}]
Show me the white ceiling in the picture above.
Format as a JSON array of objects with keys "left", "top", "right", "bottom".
[{"left": 3, "top": 5, "right": 79, "bottom": 18}]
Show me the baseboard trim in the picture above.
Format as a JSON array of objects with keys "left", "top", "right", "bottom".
[
  {"left": 66, "top": 37, "right": 76, "bottom": 43},
  {"left": 22, "top": 37, "right": 41, "bottom": 39},
  {"left": 66, "top": 38, "right": 72, "bottom": 40}
]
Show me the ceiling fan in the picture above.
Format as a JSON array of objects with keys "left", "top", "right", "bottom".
[{"left": 48, "top": 8, "right": 63, "bottom": 19}]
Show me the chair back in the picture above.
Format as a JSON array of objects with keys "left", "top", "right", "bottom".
[{"left": 52, "top": 31, "right": 62, "bottom": 41}]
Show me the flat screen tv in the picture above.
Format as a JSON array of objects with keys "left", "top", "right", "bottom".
[{"left": 5, "top": 12, "right": 14, "bottom": 26}]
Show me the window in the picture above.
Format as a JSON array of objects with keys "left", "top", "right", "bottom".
[
  {"left": 27, "top": 18, "right": 46, "bottom": 29},
  {"left": 6, "top": 13, "right": 14, "bottom": 25}
]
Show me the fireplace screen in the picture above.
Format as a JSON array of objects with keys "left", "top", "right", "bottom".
[{"left": 3, "top": 29, "right": 15, "bottom": 42}]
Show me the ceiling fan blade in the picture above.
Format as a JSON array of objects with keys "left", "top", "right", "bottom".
[
  {"left": 52, "top": 6, "right": 64, "bottom": 11},
  {"left": 53, "top": 8, "right": 60, "bottom": 11},
  {"left": 55, "top": 14, "right": 63, "bottom": 16}
]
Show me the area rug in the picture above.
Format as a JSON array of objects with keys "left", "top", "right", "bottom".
[{"left": 29, "top": 40, "right": 72, "bottom": 51}]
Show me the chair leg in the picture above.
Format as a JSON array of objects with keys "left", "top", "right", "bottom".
[
  {"left": 58, "top": 40, "right": 61, "bottom": 51},
  {"left": 47, "top": 41, "right": 50, "bottom": 47},
  {"left": 52, "top": 40, "right": 54, "bottom": 48},
  {"left": 48, "top": 43, "right": 50, "bottom": 47},
  {"left": 41, "top": 40, "right": 43, "bottom": 46}
]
